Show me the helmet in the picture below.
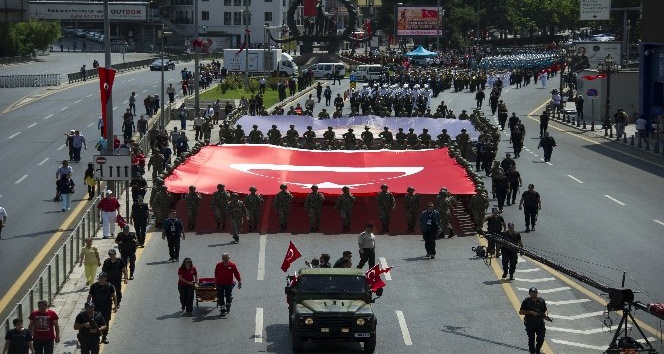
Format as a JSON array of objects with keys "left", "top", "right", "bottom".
[
  {"left": 365, "top": 126, "right": 370, "bottom": 130},
  {"left": 328, "top": 126, "right": 333, "bottom": 130},
  {"left": 348, "top": 128, "right": 354, "bottom": 132},
  {"left": 407, "top": 186, "right": 415, "bottom": 192},
  {"left": 461, "top": 128, "right": 467, "bottom": 132},
  {"left": 409, "top": 128, "right": 414, "bottom": 131},
  {"left": 342, "top": 186, "right": 350, "bottom": 191},
  {"left": 380, "top": 184, "right": 388, "bottom": 189},
  {"left": 311, "top": 185, "right": 318, "bottom": 190},
  {"left": 249, "top": 186, "right": 257, "bottom": 192},
  {"left": 253, "top": 124, "right": 258, "bottom": 128},
  {"left": 289, "top": 124, "right": 295, "bottom": 128},
  {"left": 423, "top": 128, "right": 428, "bottom": 132},
  {"left": 384, "top": 127, "right": 389, "bottom": 130},
  {"left": 442, "top": 129, "right": 447, "bottom": 132},
  {"left": 280, "top": 184, "right": 288, "bottom": 190},
  {"left": 307, "top": 126, "right": 312, "bottom": 130},
  {"left": 272, "top": 124, "right": 277, "bottom": 128}
]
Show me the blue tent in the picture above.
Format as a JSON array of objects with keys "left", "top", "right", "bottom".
[{"left": 404, "top": 46, "right": 437, "bottom": 57}]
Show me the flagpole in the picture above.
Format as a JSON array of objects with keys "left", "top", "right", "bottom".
[{"left": 103, "top": 0, "right": 114, "bottom": 193}]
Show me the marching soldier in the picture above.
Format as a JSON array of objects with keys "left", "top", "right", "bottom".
[
  {"left": 304, "top": 185, "right": 325, "bottom": 232},
  {"left": 244, "top": 186, "right": 263, "bottom": 232},
  {"left": 267, "top": 124, "right": 281, "bottom": 145},
  {"left": 404, "top": 186, "right": 420, "bottom": 232},
  {"left": 150, "top": 180, "right": 170, "bottom": 229},
  {"left": 333, "top": 108, "right": 343, "bottom": 118},
  {"left": 437, "top": 129, "right": 451, "bottom": 146},
  {"left": 184, "top": 185, "right": 202, "bottom": 230},
  {"left": 248, "top": 125, "right": 263, "bottom": 144},
  {"left": 335, "top": 186, "right": 355, "bottom": 232},
  {"left": 227, "top": 193, "right": 247, "bottom": 243},
  {"left": 395, "top": 128, "right": 406, "bottom": 147},
  {"left": 435, "top": 187, "right": 455, "bottom": 238},
  {"left": 303, "top": 126, "right": 316, "bottom": 146},
  {"left": 376, "top": 184, "right": 396, "bottom": 233},
  {"left": 233, "top": 124, "right": 245, "bottom": 144},
  {"left": 361, "top": 126, "right": 374, "bottom": 147},
  {"left": 211, "top": 184, "right": 231, "bottom": 230},
  {"left": 274, "top": 184, "right": 293, "bottom": 231},
  {"left": 470, "top": 186, "right": 489, "bottom": 234},
  {"left": 318, "top": 108, "right": 330, "bottom": 119},
  {"left": 405, "top": 128, "right": 418, "bottom": 147},
  {"left": 456, "top": 128, "right": 470, "bottom": 158},
  {"left": 147, "top": 150, "right": 165, "bottom": 181}
]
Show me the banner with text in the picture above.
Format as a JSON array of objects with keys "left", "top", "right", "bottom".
[
  {"left": 395, "top": 6, "right": 442, "bottom": 36},
  {"left": 29, "top": 1, "right": 148, "bottom": 21},
  {"left": 570, "top": 42, "right": 622, "bottom": 72}
]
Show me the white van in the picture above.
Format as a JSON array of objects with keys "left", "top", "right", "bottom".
[
  {"left": 349, "top": 64, "right": 385, "bottom": 81},
  {"left": 309, "top": 63, "right": 345, "bottom": 79}
]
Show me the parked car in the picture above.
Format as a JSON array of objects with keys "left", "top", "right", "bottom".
[
  {"left": 592, "top": 33, "right": 616, "bottom": 41},
  {"left": 149, "top": 59, "right": 176, "bottom": 71}
]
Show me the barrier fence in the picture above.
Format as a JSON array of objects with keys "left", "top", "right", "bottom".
[{"left": 0, "top": 74, "right": 61, "bottom": 88}]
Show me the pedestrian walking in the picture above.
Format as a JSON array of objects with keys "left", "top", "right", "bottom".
[
  {"left": 71, "top": 131, "right": 87, "bottom": 163},
  {"left": 304, "top": 185, "right": 325, "bottom": 232},
  {"left": 335, "top": 186, "right": 355, "bottom": 232},
  {"left": 539, "top": 111, "right": 549, "bottom": 138},
  {"left": 74, "top": 302, "right": 107, "bottom": 354},
  {"left": 101, "top": 249, "right": 127, "bottom": 309},
  {"left": 177, "top": 258, "right": 198, "bottom": 316},
  {"left": 518, "top": 184, "right": 541, "bottom": 232},
  {"left": 58, "top": 174, "right": 75, "bottom": 212},
  {"left": 376, "top": 184, "right": 395, "bottom": 234},
  {"left": 0, "top": 206, "right": 6, "bottom": 239},
  {"left": 84, "top": 163, "right": 95, "bottom": 200},
  {"left": 419, "top": 202, "right": 441, "bottom": 259},
  {"left": 435, "top": 187, "right": 455, "bottom": 238},
  {"left": 356, "top": 223, "right": 376, "bottom": 269},
  {"left": 184, "top": 185, "right": 202, "bottom": 230},
  {"left": 228, "top": 193, "right": 247, "bottom": 244},
  {"left": 162, "top": 210, "right": 185, "bottom": 262},
  {"left": 519, "top": 287, "right": 550, "bottom": 354},
  {"left": 505, "top": 165, "right": 522, "bottom": 205},
  {"left": 3, "top": 318, "right": 34, "bottom": 354},
  {"left": 78, "top": 238, "right": 101, "bottom": 287},
  {"left": 500, "top": 223, "right": 523, "bottom": 280},
  {"left": 274, "top": 184, "right": 293, "bottom": 232},
  {"left": 214, "top": 253, "right": 242, "bottom": 317},
  {"left": 130, "top": 197, "right": 149, "bottom": 247},
  {"left": 115, "top": 226, "right": 138, "bottom": 280},
  {"left": 97, "top": 190, "right": 120, "bottom": 239},
  {"left": 537, "top": 132, "right": 556, "bottom": 162},
  {"left": 86, "top": 274, "right": 116, "bottom": 345},
  {"left": 28, "top": 300, "right": 59, "bottom": 354},
  {"left": 404, "top": 187, "right": 420, "bottom": 232}
]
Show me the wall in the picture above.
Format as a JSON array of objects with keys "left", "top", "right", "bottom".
[{"left": 578, "top": 69, "right": 639, "bottom": 123}]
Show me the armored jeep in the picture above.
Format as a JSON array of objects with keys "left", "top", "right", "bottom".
[{"left": 285, "top": 268, "right": 383, "bottom": 353}]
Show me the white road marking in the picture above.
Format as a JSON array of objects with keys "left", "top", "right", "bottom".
[
  {"left": 550, "top": 339, "right": 606, "bottom": 350},
  {"left": 0, "top": 195, "right": 3, "bottom": 198},
  {"left": 254, "top": 308, "right": 263, "bottom": 343},
  {"left": 15, "top": 175, "right": 28, "bottom": 184},
  {"left": 513, "top": 277, "right": 556, "bottom": 283},
  {"left": 637, "top": 337, "right": 657, "bottom": 344},
  {"left": 87, "top": 122, "right": 95, "bottom": 127},
  {"left": 533, "top": 154, "right": 539, "bottom": 157},
  {"left": 60, "top": 106, "right": 68, "bottom": 111},
  {"left": 604, "top": 195, "right": 625, "bottom": 206},
  {"left": 548, "top": 325, "right": 627, "bottom": 335},
  {"left": 257, "top": 234, "right": 266, "bottom": 281},
  {"left": 545, "top": 162, "right": 553, "bottom": 166},
  {"left": 517, "top": 287, "right": 570, "bottom": 294},
  {"left": 515, "top": 268, "right": 540, "bottom": 273},
  {"left": 567, "top": 175, "right": 584, "bottom": 183},
  {"left": 395, "top": 311, "right": 412, "bottom": 345},
  {"left": 38, "top": 158, "right": 49, "bottom": 166},
  {"left": 57, "top": 144, "right": 66, "bottom": 151},
  {"left": 524, "top": 148, "right": 531, "bottom": 152},
  {"left": 654, "top": 219, "right": 664, "bottom": 226},
  {"left": 113, "top": 107, "right": 118, "bottom": 111},
  {"left": 27, "top": 123, "right": 37, "bottom": 128},
  {"left": 43, "top": 114, "right": 53, "bottom": 120},
  {"left": 86, "top": 93, "right": 94, "bottom": 97},
  {"left": 74, "top": 100, "right": 81, "bottom": 104},
  {"left": 379, "top": 257, "right": 391, "bottom": 280},
  {"left": 8, "top": 132, "right": 21, "bottom": 139},
  {"left": 142, "top": 89, "right": 148, "bottom": 92},
  {"left": 547, "top": 299, "right": 591, "bottom": 306},
  {"left": 122, "top": 100, "right": 128, "bottom": 104},
  {"left": 548, "top": 311, "right": 605, "bottom": 320}
]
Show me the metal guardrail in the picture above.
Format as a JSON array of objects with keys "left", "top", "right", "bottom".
[
  {"left": 0, "top": 74, "right": 61, "bottom": 88},
  {"left": 1, "top": 197, "right": 100, "bottom": 335},
  {"left": 0, "top": 55, "right": 34, "bottom": 65}
]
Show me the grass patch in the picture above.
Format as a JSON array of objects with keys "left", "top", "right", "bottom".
[{"left": 200, "top": 87, "right": 280, "bottom": 108}]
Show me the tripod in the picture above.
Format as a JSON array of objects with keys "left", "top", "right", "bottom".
[{"left": 605, "top": 303, "right": 658, "bottom": 354}]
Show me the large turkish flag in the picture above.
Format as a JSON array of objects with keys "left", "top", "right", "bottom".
[{"left": 165, "top": 145, "right": 476, "bottom": 196}]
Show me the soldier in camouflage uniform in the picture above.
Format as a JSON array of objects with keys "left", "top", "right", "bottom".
[
  {"left": 304, "top": 185, "right": 325, "bottom": 232},
  {"left": 404, "top": 186, "right": 420, "bottom": 232},
  {"left": 202, "top": 118, "right": 213, "bottom": 141},
  {"left": 456, "top": 128, "right": 471, "bottom": 158},
  {"left": 274, "top": 184, "right": 293, "bottom": 231},
  {"left": 470, "top": 186, "right": 489, "bottom": 234},
  {"left": 152, "top": 184, "right": 172, "bottom": 229},
  {"left": 227, "top": 193, "right": 247, "bottom": 243},
  {"left": 334, "top": 186, "right": 355, "bottom": 232},
  {"left": 267, "top": 124, "right": 281, "bottom": 145},
  {"left": 323, "top": 126, "right": 335, "bottom": 145},
  {"left": 437, "top": 129, "right": 451, "bottom": 146},
  {"left": 361, "top": 126, "right": 374, "bottom": 148},
  {"left": 244, "top": 186, "right": 264, "bottom": 232},
  {"left": 210, "top": 183, "right": 231, "bottom": 229},
  {"left": 376, "top": 184, "right": 396, "bottom": 233},
  {"left": 147, "top": 151, "right": 165, "bottom": 181},
  {"left": 488, "top": 161, "right": 504, "bottom": 199},
  {"left": 234, "top": 124, "right": 245, "bottom": 144},
  {"left": 184, "top": 185, "right": 202, "bottom": 230},
  {"left": 435, "top": 187, "right": 456, "bottom": 238},
  {"left": 248, "top": 124, "right": 263, "bottom": 144},
  {"left": 285, "top": 125, "right": 299, "bottom": 147}
]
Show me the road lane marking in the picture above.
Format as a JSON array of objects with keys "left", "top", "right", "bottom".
[
  {"left": 548, "top": 325, "right": 625, "bottom": 335},
  {"left": 547, "top": 299, "right": 591, "bottom": 306},
  {"left": 255, "top": 308, "right": 263, "bottom": 343},
  {"left": 113, "top": 107, "right": 118, "bottom": 111},
  {"left": 517, "top": 287, "right": 570, "bottom": 294},
  {"left": 87, "top": 122, "right": 95, "bottom": 127},
  {"left": 379, "top": 257, "right": 391, "bottom": 280},
  {"left": 514, "top": 277, "right": 555, "bottom": 283},
  {"left": 15, "top": 175, "right": 28, "bottom": 184},
  {"left": 548, "top": 311, "right": 605, "bottom": 320},
  {"left": 257, "top": 234, "right": 266, "bottom": 281},
  {"left": 74, "top": 100, "right": 81, "bottom": 104},
  {"left": 515, "top": 268, "right": 541, "bottom": 273},
  {"left": 57, "top": 144, "right": 66, "bottom": 150},
  {"left": 43, "top": 114, "right": 53, "bottom": 120},
  {"left": 550, "top": 339, "right": 607, "bottom": 350},
  {"left": 604, "top": 195, "right": 625, "bottom": 206},
  {"left": 86, "top": 93, "right": 94, "bottom": 97},
  {"left": 545, "top": 162, "right": 553, "bottom": 166},
  {"left": 567, "top": 175, "right": 583, "bottom": 183},
  {"left": 8, "top": 132, "right": 21, "bottom": 139},
  {"left": 27, "top": 123, "right": 37, "bottom": 128},
  {"left": 654, "top": 220, "right": 664, "bottom": 226},
  {"left": 395, "top": 310, "right": 412, "bottom": 345},
  {"left": 60, "top": 106, "right": 68, "bottom": 111},
  {"left": 38, "top": 158, "right": 49, "bottom": 166}
]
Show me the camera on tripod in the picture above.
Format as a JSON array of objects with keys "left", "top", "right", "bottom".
[{"left": 471, "top": 245, "right": 487, "bottom": 258}]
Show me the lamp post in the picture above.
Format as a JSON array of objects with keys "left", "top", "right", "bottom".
[
  {"left": 436, "top": 0, "right": 441, "bottom": 51},
  {"left": 242, "top": 6, "right": 251, "bottom": 90},
  {"left": 597, "top": 54, "right": 618, "bottom": 138},
  {"left": 194, "top": 0, "right": 200, "bottom": 117},
  {"left": 557, "top": 44, "right": 574, "bottom": 122},
  {"left": 158, "top": 26, "right": 171, "bottom": 129}
]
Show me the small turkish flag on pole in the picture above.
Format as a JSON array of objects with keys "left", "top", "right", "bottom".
[
  {"left": 421, "top": 9, "right": 438, "bottom": 18},
  {"left": 281, "top": 241, "right": 302, "bottom": 272},
  {"left": 365, "top": 264, "right": 393, "bottom": 292}
]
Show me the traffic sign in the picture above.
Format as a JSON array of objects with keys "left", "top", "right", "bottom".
[
  {"left": 93, "top": 155, "right": 132, "bottom": 181},
  {"left": 350, "top": 82, "right": 356, "bottom": 90},
  {"left": 586, "top": 88, "right": 599, "bottom": 100},
  {"left": 349, "top": 75, "right": 356, "bottom": 82}
]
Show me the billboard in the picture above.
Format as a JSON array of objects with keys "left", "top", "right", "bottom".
[
  {"left": 570, "top": 41, "right": 622, "bottom": 72},
  {"left": 580, "top": 0, "right": 610, "bottom": 21},
  {"left": 29, "top": 1, "right": 148, "bottom": 21},
  {"left": 396, "top": 6, "right": 442, "bottom": 36}
]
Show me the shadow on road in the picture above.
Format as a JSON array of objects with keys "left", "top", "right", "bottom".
[
  {"left": 582, "top": 143, "right": 664, "bottom": 178},
  {"left": 5, "top": 228, "right": 63, "bottom": 239},
  {"left": 440, "top": 325, "right": 529, "bottom": 352}
]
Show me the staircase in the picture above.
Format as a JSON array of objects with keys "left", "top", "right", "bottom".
[{"left": 450, "top": 199, "right": 477, "bottom": 237}]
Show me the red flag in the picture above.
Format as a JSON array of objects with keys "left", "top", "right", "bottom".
[
  {"left": 97, "top": 67, "right": 116, "bottom": 139},
  {"left": 582, "top": 74, "right": 607, "bottom": 81},
  {"left": 192, "top": 39, "right": 203, "bottom": 47},
  {"left": 365, "top": 264, "right": 393, "bottom": 292},
  {"left": 303, "top": 0, "right": 317, "bottom": 17},
  {"left": 281, "top": 241, "right": 302, "bottom": 272},
  {"left": 422, "top": 9, "right": 438, "bottom": 18},
  {"left": 235, "top": 42, "right": 247, "bottom": 56}
]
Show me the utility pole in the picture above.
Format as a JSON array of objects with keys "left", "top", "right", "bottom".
[
  {"left": 244, "top": 2, "right": 250, "bottom": 90},
  {"left": 103, "top": 0, "right": 114, "bottom": 193},
  {"left": 194, "top": 0, "right": 200, "bottom": 117},
  {"left": 476, "top": 0, "right": 480, "bottom": 41},
  {"left": 436, "top": 0, "right": 441, "bottom": 50}
]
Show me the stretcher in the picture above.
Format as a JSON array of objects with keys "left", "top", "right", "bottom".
[{"left": 195, "top": 277, "right": 217, "bottom": 307}]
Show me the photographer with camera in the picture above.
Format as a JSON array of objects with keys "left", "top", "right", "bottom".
[{"left": 519, "top": 287, "right": 552, "bottom": 354}]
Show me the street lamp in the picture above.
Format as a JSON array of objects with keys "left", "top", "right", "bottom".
[
  {"left": 597, "top": 54, "right": 618, "bottom": 138},
  {"left": 158, "top": 26, "right": 172, "bottom": 130},
  {"left": 557, "top": 44, "right": 575, "bottom": 122}
]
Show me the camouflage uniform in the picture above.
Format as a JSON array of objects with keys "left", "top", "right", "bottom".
[
  {"left": 376, "top": 185, "right": 396, "bottom": 233},
  {"left": 304, "top": 185, "right": 325, "bottom": 232},
  {"left": 334, "top": 187, "right": 355, "bottom": 232},
  {"left": 286, "top": 125, "right": 299, "bottom": 147},
  {"left": 210, "top": 184, "right": 231, "bottom": 229},
  {"left": 227, "top": 193, "right": 247, "bottom": 243},
  {"left": 244, "top": 187, "right": 264, "bottom": 232},
  {"left": 456, "top": 128, "right": 471, "bottom": 159},
  {"left": 152, "top": 185, "right": 172, "bottom": 229},
  {"left": 202, "top": 118, "right": 213, "bottom": 141},
  {"left": 147, "top": 152, "right": 165, "bottom": 181},
  {"left": 184, "top": 186, "right": 202, "bottom": 230},
  {"left": 470, "top": 188, "right": 489, "bottom": 233},
  {"left": 267, "top": 125, "right": 281, "bottom": 145},
  {"left": 435, "top": 188, "right": 456, "bottom": 238},
  {"left": 273, "top": 184, "right": 293, "bottom": 231},
  {"left": 361, "top": 126, "right": 374, "bottom": 147},
  {"left": 404, "top": 187, "right": 420, "bottom": 232},
  {"left": 437, "top": 129, "right": 451, "bottom": 146},
  {"left": 248, "top": 125, "right": 264, "bottom": 144}
]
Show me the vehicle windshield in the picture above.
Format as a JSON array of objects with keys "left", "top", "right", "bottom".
[{"left": 297, "top": 275, "right": 367, "bottom": 294}]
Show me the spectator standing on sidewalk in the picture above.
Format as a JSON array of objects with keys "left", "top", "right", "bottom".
[
  {"left": 177, "top": 258, "right": 198, "bottom": 316},
  {"left": 78, "top": 238, "right": 101, "bottom": 287},
  {"left": 74, "top": 302, "right": 107, "bottom": 353},
  {"left": 97, "top": 190, "right": 120, "bottom": 239},
  {"left": 614, "top": 108, "right": 628, "bottom": 140},
  {"left": 636, "top": 115, "right": 647, "bottom": 141},
  {"left": 214, "top": 253, "right": 242, "bottom": 316},
  {"left": 28, "top": 300, "right": 59, "bottom": 354},
  {"left": 3, "top": 318, "right": 34, "bottom": 354}
]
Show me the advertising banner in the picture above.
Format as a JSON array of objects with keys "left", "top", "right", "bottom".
[
  {"left": 580, "top": 0, "right": 610, "bottom": 21},
  {"left": 396, "top": 6, "right": 442, "bottom": 36},
  {"left": 570, "top": 41, "right": 622, "bottom": 72},
  {"left": 29, "top": 1, "right": 148, "bottom": 21}
]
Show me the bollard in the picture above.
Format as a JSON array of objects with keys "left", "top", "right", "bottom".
[
  {"left": 637, "top": 136, "right": 642, "bottom": 148},
  {"left": 655, "top": 140, "right": 660, "bottom": 153},
  {"left": 630, "top": 135, "right": 635, "bottom": 145},
  {"left": 582, "top": 120, "right": 586, "bottom": 130},
  {"left": 576, "top": 117, "right": 581, "bottom": 127},
  {"left": 645, "top": 138, "right": 650, "bottom": 151},
  {"left": 591, "top": 120, "right": 595, "bottom": 131},
  {"left": 623, "top": 134, "right": 627, "bottom": 144}
]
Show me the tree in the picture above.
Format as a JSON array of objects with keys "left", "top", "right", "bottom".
[{"left": 0, "top": 20, "right": 61, "bottom": 56}]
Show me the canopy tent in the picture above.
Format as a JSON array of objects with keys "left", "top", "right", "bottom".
[
  {"left": 404, "top": 46, "right": 437, "bottom": 57},
  {"left": 235, "top": 115, "right": 479, "bottom": 141},
  {"left": 165, "top": 145, "right": 476, "bottom": 196}
]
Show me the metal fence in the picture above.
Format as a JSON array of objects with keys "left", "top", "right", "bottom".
[
  {"left": 0, "top": 74, "right": 61, "bottom": 88},
  {"left": 0, "top": 55, "right": 34, "bottom": 66},
  {"left": 0, "top": 198, "right": 99, "bottom": 335}
]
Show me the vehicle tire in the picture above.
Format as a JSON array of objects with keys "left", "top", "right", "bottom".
[
  {"left": 364, "top": 333, "right": 376, "bottom": 354},
  {"left": 291, "top": 332, "right": 304, "bottom": 353}
]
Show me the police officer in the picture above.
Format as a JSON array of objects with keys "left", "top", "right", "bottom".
[
  {"left": 519, "top": 287, "right": 550, "bottom": 354},
  {"left": 130, "top": 196, "right": 149, "bottom": 247},
  {"left": 518, "top": 184, "right": 541, "bottom": 232},
  {"left": 500, "top": 223, "right": 523, "bottom": 280},
  {"left": 115, "top": 225, "right": 138, "bottom": 280},
  {"left": 304, "top": 185, "right": 325, "bottom": 232},
  {"left": 483, "top": 208, "right": 506, "bottom": 257},
  {"left": 335, "top": 186, "right": 355, "bottom": 232},
  {"left": 419, "top": 202, "right": 441, "bottom": 259},
  {"left": 162, "top": 210, "right": 185, "bottom": 262}
]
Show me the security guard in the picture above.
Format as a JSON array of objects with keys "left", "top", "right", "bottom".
[
  {"left": 356, "top": 223, "right": 376, "bottom": 269},
  {"left": 519, "top": 287, "right": 550, "bottom": 354}
]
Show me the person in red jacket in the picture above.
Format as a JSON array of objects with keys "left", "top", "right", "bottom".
[{"left": 214, "top": 253, "right": 241, "bottom": 316}]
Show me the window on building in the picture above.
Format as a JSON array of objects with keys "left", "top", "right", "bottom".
[
  {"left": 243, "top": 12, "right": 251, "bottom": 25},
  {"left": 243, "top": 0, "right": 251, "bottom": 5},
  {"left": 202, "top": 11, "right": 210, "bottom": 20},
  {"left": 224, "top": 12, "right": 231, "bottom": 25},
  {"left": 234, "top": 0, "right": 241, "bottom": 5},
  {"left": 264, "top": 12, "right": 272, "bottom": 21},
  {"left": 224, "top": 0, "right": 231, "bottom": 5},
  {"left": 234, "top": 12, "right": 242, "bottom": 25},
  {"left": 266, "top": 0, "right": 272, "bottom": 2}
]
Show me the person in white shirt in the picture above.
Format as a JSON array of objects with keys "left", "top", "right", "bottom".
[
  {"left": 356, "top": 223, "right": 376, "bottom": 269},
  {"left": 0, "top": 206, "right": 7, "bottom": 239},
  {"left": 56, "top": 160, "right": 73, "bottom": 180},
  {"left": 635, "top": 116, "right": 647, "bottom": 141}
]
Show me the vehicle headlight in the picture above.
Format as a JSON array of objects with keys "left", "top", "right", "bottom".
[
  {"left": 304, "top": 317, "right": 314, "bottom": 325},
  {"left": 356, "top": 318, "right": 366, "bottom": 326}
]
